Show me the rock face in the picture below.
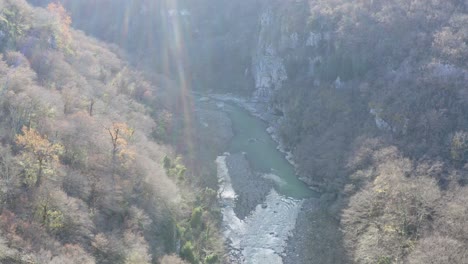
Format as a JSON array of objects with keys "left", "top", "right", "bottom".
[
  {"left": 172, "top": 0, "right": 317, "bottom": 105},
  {"left": 252, "top": 9, "right": 288, "bottom": 102},
  {"left": 249, "top": 1, "right": 312, "bottom": 103}
]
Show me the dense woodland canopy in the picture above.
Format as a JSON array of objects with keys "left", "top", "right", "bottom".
[
  {"left": 0, "top": 0, "right": 467, "bottom": 263},
  {"left": 283, "top": 0, "right": 467, "bottom": 263},
  {"left": 0, "top": 1, "right": 222, "bottom": 263}
]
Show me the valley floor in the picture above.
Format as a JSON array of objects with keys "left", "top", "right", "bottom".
[{"left": 194, "top": 97, "right": 347, "bottom": 264}]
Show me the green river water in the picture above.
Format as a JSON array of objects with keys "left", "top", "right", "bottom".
[{"left": 223, "top": 103, "right": 317, "bottom": 199}]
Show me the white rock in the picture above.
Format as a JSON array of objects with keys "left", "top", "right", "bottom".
[
  {"left": 370, "top": 108, "right": 392, "bottom": 131},
  {"left": 306, "top": 32, "right": 321, "bottom": 47}
]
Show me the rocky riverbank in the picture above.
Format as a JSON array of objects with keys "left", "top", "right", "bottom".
[
  {"left": 283, "top": 199, "right": 347, "bottom": 264},
  {"left": 226, "top": 153, "right": 273, "bottom": 220},
  {"left": 205, "top": 93, "right": 322, "bottom": 191},
  {"left": 195, "top": 94, "right": 345, "bottom": 264},
  {"left": 217, "top": 155, "right": 303, "bottom": 264}
]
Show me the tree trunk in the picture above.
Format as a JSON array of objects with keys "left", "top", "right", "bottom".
[
  {"left": 89, "top": 99, "right": 94, "bottom": 116},
  {"left": 36, "top": 159, "right": 43, "bottom": 188}
]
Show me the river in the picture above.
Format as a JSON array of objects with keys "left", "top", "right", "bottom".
[
  {"left": 207, "top": 99, "right": 317, "bottom": 263},
  {"left": 224, "top": 103, "right": 315, "bottom": 199}
]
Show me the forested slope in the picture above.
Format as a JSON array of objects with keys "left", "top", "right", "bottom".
[
  {"left": 19, "top": 0, "right": 468, "bottom": 263},
  {"left": 251, "top": 1, "right": 467, "bottom": 262},
  {"left": 0, "top": 1, "right": 222, "bottom": 263},
  {"left": 275, "top": 1, "right": 468, "bottom": 263}
]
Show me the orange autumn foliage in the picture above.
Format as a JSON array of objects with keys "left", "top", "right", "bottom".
[
  {"left": 106, "top": 122, "right": 135, "bottom": 163},
  {"left": 47, "top": 2, "right": 72, "bottom": 51},
  {"left": 15, "top": 126, "right": 63, "bottom": 186},
  {"left": 15, "top": 126, "right": 63, "bottom": 164}
]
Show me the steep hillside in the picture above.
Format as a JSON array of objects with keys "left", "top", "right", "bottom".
[
  {"left": 23, "top": 0, "right": 468, "bottom": 263},
  {"left": 244, "top": 1, "right": 468, "bottom": 263},
  {"left": 0, "top": 1, "right": 222, "bottom": 263},
  {"left": 249, "top": 1, "right": 468, "bottom": 263}
]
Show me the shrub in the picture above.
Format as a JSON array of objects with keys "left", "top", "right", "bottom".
[
  {"left": 190, "top": 207, "right": 203, "bottom": 229},
  {"left": 180, "top": 241, "right": 197, "bottom": 264}
]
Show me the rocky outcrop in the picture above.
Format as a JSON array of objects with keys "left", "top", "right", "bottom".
[
  {"left": 250, "top": 2, "right": 312, "bottom": 103},
  {"left": 252, "top": 9, "right": 288, "bottom": 102}
]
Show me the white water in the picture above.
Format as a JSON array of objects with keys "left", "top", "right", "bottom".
[{"left": 216, "top": 155, "right": 303, "bottom": 264}]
